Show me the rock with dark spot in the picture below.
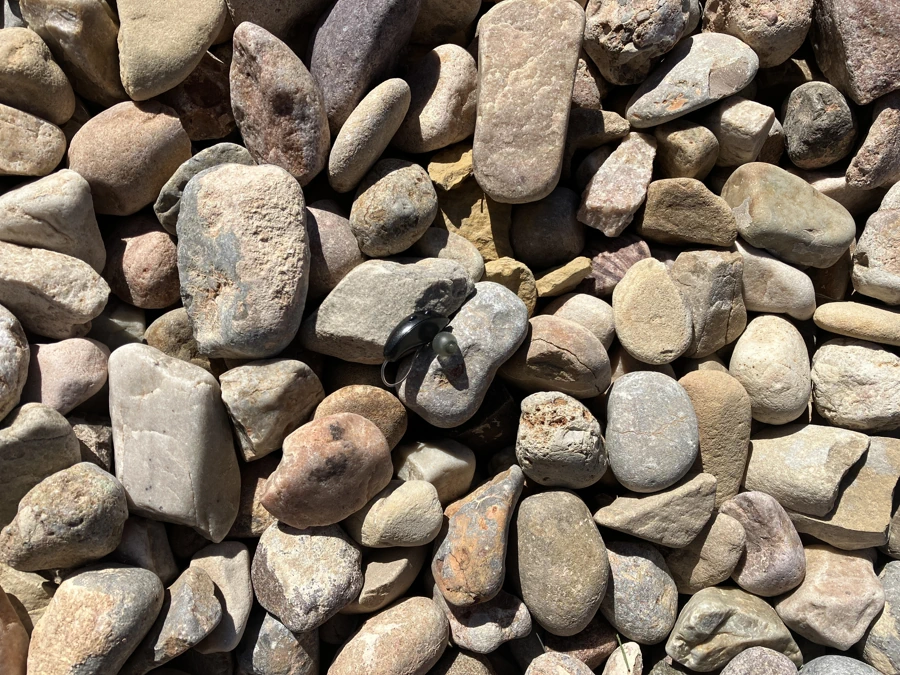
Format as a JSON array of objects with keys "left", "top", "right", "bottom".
[{"left": 783, "top": 82, "right": 857, "bottom": 169}]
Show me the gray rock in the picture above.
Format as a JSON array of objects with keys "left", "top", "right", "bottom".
[
  {"left": 473, "top": 0, "right": 585, "bottom": 204},
  {"left": 789, "top": 166, "right": 888, "bottom": 215},
  {"left": 784, "top": 82, "right": 857, "bottom": 169},
  {"left": 701, "top": 96, "right": 776, "bottom": 167},
  {"left": 219, "top": 359, "right": 324, "bottom": 462},
  {"left": 516, "top": 391, "right": 606, "bottom": 489},
  {"left": 511, "top": 188, "right": 586, "bottom": 270},
  {"left": 0, "top": 304, "right": 27, "bottom": 421},
  {"left": 434, "top": 586, "right": 531, "bottom": 654},
  {"left": 527, "top": 653, "right": 594, "bottom": 675},
  {"left": 606, "top": 372, "right": 699, "bottom": 493},
  {"left": 800, "top": 656, "right": 880, "bottom": 675},
  {"left": 720, "top": 647, "right": 799, "bottom": 675},
  {"left": 236, "top": 609, "right": 319, "bottom": 675},
  {"left": 720, "top": 491, "right": 806, "bottom": 597},
  {"left": 251, "top": 522, "right": 362, "bottom": 634},
  {"left": 109, "top": 344, "right": 240, "bottom": 543},
  {"left": 600, "top": 540, "right": 677, "bottom": 645},
  {"left": 308, "top": 0, "right": 421, "bottom": 133},
  {"left": 349, "top": 159, "right": 438, "bottom": 257},
  {"left": 306, "top": 201, "right": 365, "bottom": 303},
  {"left": 300, "top": 258, "right": 472, "bottom": 364},
  {"left": 0, "top": 462, "right": 127, "bottom": 571},
  {"left": 653, "top": 119, "right": 720, "bottom": 180},
  {"left": 0, "top": 170, "right": 105, "bottom": 272},
  {"left": 721, "top": 163, "right": 855, "bottom": 268},
  {"left": 626, "top": 33, "right": 758, "bottom": 128},
  {"left": 542, "top": 294, "right": 615, "bottom": 350},
  {"left": 853, "top": 208, "right": 900, "bottom": 305},
  {"left": 154, "top": 143, "right": 254, "bottom": 234},
  {"left": 343, "top": 480, "right": 443, "bottom": 548},
  {"left": 69, "top": 415, "right": 113, "bottom": 472},
  {"left": 189, "top": 541, "right": 253, "bottom": 654},
  {"left": 340, "top": 546, "right": 427, "bottom": 614},
  {"left": 408, "top": 228, "right": 485, "bottom": 286},
  {"left": 87, "top": 296, "right": 146, "bottom": 351},
  {"left": 393, "top": 439, "right": 477, "bottom": 506},
  {"left": 734, "top": 239, "right": 816, "bottom": 320},
  {"left": 111, "top": 517, "right": 179, "bottom": 585},
  {"left": 27, "top": 565, "right": 164, "bottom": 674},
  {"left": 514, "top": 491, "right": 609, "bottom": 637},
  {"left": 399, "top": 282, "right": 528, "bottom": 429},
  {"left": 861, "top": 561, "right": 900, "bottom": 674},
  {"left": 0, "top": 26, "right": 75, "bottom": 124},
  {"left": 224, "top": 0, "right": 329, "bottom": 41},
  {"left": 231, "top": 22, "right": 329, "bottom": 185},
  {"left": 846, "top": 91, "right": 900, "bottom": 189},
  {"left": 664, "top": 512, "right": 746, "bottom": 595},
  {"left": 178, "top": 163, "right": 309, "bottom": 359},
  {"left": 0, "top": 403, "right": 79, "bottom": 528}
]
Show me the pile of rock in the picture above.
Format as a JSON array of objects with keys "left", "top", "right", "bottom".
[{"left": 1, "top": 0, "right": 900, "bottom": 673}]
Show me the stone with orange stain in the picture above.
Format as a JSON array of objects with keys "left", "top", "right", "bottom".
[{"left": 432, "top": 465, "right": 525, "bottom": 607}]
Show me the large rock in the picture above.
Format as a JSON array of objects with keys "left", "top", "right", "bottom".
[
  {"left": 637, "top": 178, "right": 737, "bottom": 248},
  {"left": 108, "top": 344, "right": 240, "bottom": 542},
  {"left": 473, "top": 0, "right": 584, "bottom": 204},
  {"left": 0, "top": 27, "right": 75, "bottom": 125},
  {"left": 813, "top": 301, "right": 900, "bottom": 347},
  {"left": 783, "top": 82, "right": 857, "bottom": 170},
  {"left": 0, "top": 305, "right": 27, "bottom": 422},
  {"left": 177, "top": 163, "right": 309, "bottom": 359},
  {"left": 846, "top": 91, "right": 900, "bottom": 189}
]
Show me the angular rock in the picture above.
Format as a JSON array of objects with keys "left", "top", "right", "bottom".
[
  {"left": 340, "top": 546, "right": 427, "bottom": 614},
  {"left": 734, "top": 239, "right": 816, "bottom": 320},
  {"left": 814, "top": 302, "right": 900, "bottom": 347},
  {"left": 178, "top": 163, "right": 309, "bottom": 359},
  {"left": 847, "top": 91, "right": 900, "bottom": 189},
  {"left": 0, "top": 585, "right": 27, "bottom": 675},
  {"left": 534, "top": 257, "right": 592, "bottom": 298},
  {"left": 664, "top": 512, "right": 746, "bottom": 595},
  {"left": 654, "top": 120, "right": 719, "bottom": 180},
  {"left": 108, "top": 344, "right": 240, "bottom": 542},
  {"left": 473, "top": 0, "right": 584, "bottom": 204},
  {"left": 861, "top": 561, "right": 900, "bottom": 674},
  {"left": 409, "top": 228, "right": 484, "bottom": 286},
  {"left": 571, "top": 51, "right": 608, "bottom": 111},
  {"left": 483, "top": 259, "right": 536, "bottom": 315},
  {"left": 434, "top": 587, "right": 531, "bottom": 654},
  {"left": 428, "top": 142, "right": 474, "bottom": 191},
  {"left": 0, "top": 304, "right": 27, "bottom": 421},
  {"left": 510, "top": 188, "right": 585, "bottom": 270},
  {"left": 701, "top": 96, "right": 775, "bottom": 167},
  {"left": 853, "top": 209, "right": 900, "bottom": 305},
  {"left": 189, "top": 541, "right": 253, "bottom": 654},
  {"left": 578, "top": 232, "right": 651, "bottom": 298},
  {"left": 236, "top": 609, "right": 319, "bottom": 675},
  {"left": 563, "top": 108, "right": 630, "bottom": 182},
  {"left": 103, "top": 214, "right": 179, "bottom": 309},
  {"left": 720, "top": 491, "right": 806, "bottom": 597},
  {"left": 433, "top": 465, "right": 524, "bottom": 607},
  {"left": 0, "top": 27, "right": 75, "bottom": 125},
  {"left": 783, "top": 82, "right": 857, "bottom": 169},
  {"left": 515, "top": 490, "right": 608, "bottom": 637},
  {"left": 144, "top": 308, "right": 224, "bottom": 376},
  {"left": 111, "top": 517, "right": 178, "bottom": 584},
  {"left": 638, "top": 178, "right": 737, "bottom": 247},
  {"left": 433, "top": 175, "right": 514, "bottom": 262},
  {"left": 0, "top": 103, "right": 65, "bottom": 176},
  {"left": 430, "top": 650, "right": 495, "bottom": 675},
  {"left": 344, "top": 480, "right": 443, "bottom": 548},
  {"left": 393, "top": 440, "right": 476, "bottom": 506},
  {"left": 305, "top": 201, "right": 365, "bottom": 302},
  {"left": 0, "top": 561, "right": 56, "bottom": 633},
  {"left": 542, "top": 294, "right": 615, "bottom": 350}
]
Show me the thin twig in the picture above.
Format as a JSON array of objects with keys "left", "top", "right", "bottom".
[{"left": 616, "top": 633, "right": 631, "bottom": 672}]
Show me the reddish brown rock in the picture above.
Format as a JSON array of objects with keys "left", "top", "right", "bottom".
[
  {"left": 158, "top": 51, "right": 236, "bottom": 141},
  {"left": 103, "top": 214, "right": 180, "bottom": 309},
  {"left": 543, "top": 614, "right": 618, "bottom": 669},
  {"left": 577, "top": 232, "right": 651, "bottom": 298}
]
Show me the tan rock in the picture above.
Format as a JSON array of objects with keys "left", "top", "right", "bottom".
[
  {"left": 393, "top": 439, "right": 477, "bottom": 506},
  {"left": 340, "top": 546, "right": 427, "bottom": 615},
  {"left": 434, "top": 176, "right": 513, "bottom": 261},
  {"left": 653, "top": 119, "right": 719, "bottom": 180},
  {"left": 0, "top": 562, "right": 56, "bottom": 633},
  {"left": 313, "top": 385, "right": 407, "bottom": 450},
  {"left": 664, "top": 512, "right": 746, "bottom": 595},
  {"left": 814, "top": 301, "right": 900, "bottom": 347},
  {"left": 0, "top": 27, "right": 75, "bottom": 125},
  {"left": 144, "top": 308, "right": 225, "bottom": 376},
  {"left": 0, "top": 585, "right": 27, "bottom": 675},
  {"left": 734, "top": 238, "right": 816, "bottom": 320},
  {"left": 484, "top": 257, "right": 537, "bottom": 316},
  {"left": 701, "top": 97, "right": 775, "bottom": 167},
  {"left": 0, "top": 102, "right": 65, "bottom": 177},
  {"left": 534, "top": 257, "right": 591, "bottom": 298},
  {"left": 637, "top": 178, "right": 737, "bottom": 247},
  {"left": 428, "top": 142, "right": 474, "bottom": 191},
  {"left": 344, "top": 480, "right": 443, "bottom": 548}
]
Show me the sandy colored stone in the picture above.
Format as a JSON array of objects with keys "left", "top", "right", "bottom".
[
  {"left": 542, "top": 294, "right": 614, "bottom": 350},
  {"left": 433, "top": 465, "right": 524, "bottom": 607},
  {"left": 434, "top": 587, "right": 531, "bottom": 654},
  {"left": 0, "top": 102, "right": 65, "bottom": 176},
  {"left": 117, "top": 0, "right": 225, "bottom": 101},
  {"left": 434, "top": 176, "right": 513, "bottom": 261},
  {"left": 579, "top": 231, "right": 651, "bottom": 298},
  {"left": 144, "top": 308, "right": 224, "bottom": 376},
  {"left": 703, "top": 0, "right": 812, "bottom": 68},
  {"left": 720, "top": 491, "right": 806, "bottom": 597},
  {"left": 702, "top": 96, "right": 775, "bottom": 167},
  {"left": 314, "top": 385, "right": 406, "bottom": 450},
  {"left": 227, "top": 455, "right": 278, "bottom": 539},
  {"left": 638, "top": 178, "right": 736, "bottom": 247},
  {"left": 409, "top": 227, "right": 485, "bottom": 285},
  {"left": 847, "top": 91, "right": 900, "bottom": 189},
  {"left": 666, "top": 587, "right": 801, "bottom": 672},
  {"left": 0, "top": 561, "right": 55, "bottom": 633},
  {"left": 815, "top": 302, "right": 900, "bottom": 347},
  {"left": 853, "top": 209, "right": 900, "bottom": 305},
  {"left": 393, "top": 44, "right": 476, "bottom": 153},
  {"left": 613, "top": 258, "right": 692, "bottom": 366},
  {"left": 664, "top": 512, "right": 746, "bottom": 595},
  {"left": 789, "top": 166, "right": 887, "bottom": 216},
  {"left": 861, "top": 561, "right": 900, "bottom": 674},
  {"left": 678, "top": 370, "right": 752, "bottom": 506},
  {"left": 534, "top": 257, "right": 591, "bottom": 298},
  {"left": 734, "top": 238, "right": 816, "bottom": 320},
  {"left": 0, "top": 27, "right": 74, "bottom": 125},
  {"left": 328, "top": 78, "right": 410, "bottom": 193},
  {"left": 483, "top": 257, "right": 537, "bottom": 315},
  {"left": 340, "top": 546, "right": 427, "bottom": 614},
  {"left": 0, "top": 585, "right": 27, "bottom": 675},
  {"left": 0, "top": 304, "right": 27, "bottom": 421},
  {"left": 653, "top": 120, "right": 719, "bottom": 180},
  {"left": 344, "top": 480, "right": 442, "bottom": 548},
  {"left": 430, "top": 650, "right": 496, "bottom": 675},
  {"left": 527, "top": 653, "right": 594, "bottom": 675},
  {"left": 594, "top": 474, "right": 717, "bottom": 548},
  {"left": 428, "top": 142, "right": 474, "bottom": 191}
]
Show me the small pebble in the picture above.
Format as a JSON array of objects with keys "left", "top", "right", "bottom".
[
  {"left": 305, "top": 201, "right": 365, "bottom": 303},
  {"left": 578, "top": 231, "right": 652, "bottom": 298},
  {"left": 483, "top": 257, "right": 537, "bottom": 316},
  {"left": 702, "top": 96, "right": 775, "bottom": 166},
  {"left": 653, "top": 120, "right": 720, "bottom": 180},
  {"left": 409, "top": 228, "right": 485, "bottom": 286},
  {"left": 344, "top": 480, "right": 443, "bottom": 548}
]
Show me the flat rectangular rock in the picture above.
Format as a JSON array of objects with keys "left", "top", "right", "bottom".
[{"left": 473, "top": 0, "right": 584, "bottom": 204}]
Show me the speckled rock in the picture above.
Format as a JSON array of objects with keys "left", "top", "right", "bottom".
[
  {"left": 626, "top": 34, "right": 759, "bottom": 128},
  {"left": 782, "top": 82, "right": 856, "bottom": 170},
  {"left": 178, "top": 163, "right": 309, "bottom": 359},
  {"left": 729, "top": 315, "right": 811, "bottom": 425},
  {"left": 482, "top": 257, "right": 537, "bottom": 316},
  {"left": 701, "top": 97, "right": 775, "bottom": 167},
  {"left": 579, "top": 232, "right": 652, "bottom": 298},
  {"left": 527, "top": 653, "right": 594, "bottom": 675},
  {"left": 399, "top": 282, "right": 528, "bottom": 428},
  {"left": 328, "top": 78, "right": 410, "bottom": 193},
  {"left": 0, "top": 27, "right": 75, "bottom": 125},
  {"left": 801, "top": 656, "right": 881, "bottom": 675},
  {"left": 653, "top": 120, "right": 719, "bottom": 180},
  {"left": 26, "top": 566, "right": 164, "bottom": 675},
  {"left": 433, "top": 465, "right": 524, "bottom": 607},
  {"left": 393, "top": 440, "right": 476, "bottom": 506},
  {"left": 340, "top": 546, "right": 426, "bottom": 614},
  {"left": 409, "top": 228, "right": 484, "bottom": 286},
  {"left": 308, "top": 0, "right": 422, "bottom": 133},
  {"left": 109, "top": 344, "right": 240, "bottom": 543},
  {"left": 153, "top": 143, "right": 255, "bottom": 234},
  {"left": 572, "top": 51, "right": 608, "bottom": 110},
  {"left": 157, "top": 50, "right": 235, "bottom": 142},
  {"left": 103, "top": 214, "right": 179, "bottom": 309},
  {"left": 720, "top": 647, "right": 799, "bottom": 675},
  {"left": 678, "top": 370, "right": 752, "bottom": 506},
  {"left": 637, "top": 178, "right": 737, "bottom": 247},
  {"left": 666, "top": 587, "right": 801, "bottom": 672},
  {"left": 776, "top": 546, "right": 884, "bottom": 650},
  {"left": 703, "top": 0, "right": 812, "bottom": 68},
  {"left": 720, "top": 491, "right": 806, "bottom": 597},
  {"left": 811, "top": 339, "right": 900, "bottom": 432},
  {"left": 515, "top": 490, "right": 608, "bottom": 636},
  {"left": 434, "top": 587, "right": 531, "bottom": 654},
  {"left": 0, "top": 103, "right": 65, "bottom": 177},
  {"left": 499, "top": 314, "right": 611, "bottom": 399},
  {"left": 237, "top": 609, "right": 318, "bottom": 675},
  {"left": 510, "top": 188, "right": 585, "bottom": 270},
  {"left": 853, "top": 209, "right": 900, "bottom": 305},
  {"left": 664, "top": 512, "right": 746, "bottom": 595},
  {"left": 260, "top": 413, "right": 392, "bottom": 529},
  {"left": 430, "top": 650, "right": 496, "bottom": 675},
  {"left": 328, "top": 596, "right": 448, "bottom": 675},
  {"left": 433, "top": 176, "right": 514, "bottom": 261},
  {"left": 583, "top": 0, "right": 699, "bottom": 86},
  {"left": 344, "top": 480, "right": 442, "bottom": 548},
  {"left": 393, "top": 44, "right": 476, "bottom": 153},
  {"left": 68, "top": 100, "right": 191, "bottom": 216},
  {"left": 846, "top": 91, "right": 900, "bottom": 189},
  {"left": 0, "top": 305, "right": 27, "bottom": 421},
  {"left": 473, "top": 0, "right": 584, "bottom": 204},
  {"left": 593, "top": 474, "right": 717, "bottom": 548},
  {"left": 144, "top": 308, "right": 224, "bottom": 376},
  {"left": 734, "top": 239, "right": 816, "bottom": 320},
  {"left": 251, "top": 523, "right": 362, "bottom": 633}
]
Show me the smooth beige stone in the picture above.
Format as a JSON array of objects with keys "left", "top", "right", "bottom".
[
  {"left": 814, "top": 301, "right": 900, "bottom": 347},
  {"left": 0, "top": 27, "right": 75, "bottom": 125},
  {"left": 340, "top": 546, "right": 427, "bottom": 615},
  {"left": 654, "top": 119, "right": 719, "bottom": 180},
  {"left": 343, "top": 480, "right": 443, "bottom": 548},
  {"left": 0, "top": 102, "right": 65, "bottom": 176},
  {"left": 734, "top": 238, "right": 816, "bottom": 320}
]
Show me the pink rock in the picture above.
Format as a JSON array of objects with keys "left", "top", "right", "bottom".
[{"left": 21, "top": 338, "right": 110, "bottom": 415}]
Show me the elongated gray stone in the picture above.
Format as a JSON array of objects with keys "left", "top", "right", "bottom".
[
  {"left": 109, "top": 344, "right": 240, "bottom": 543},
  {"left": 473, "top": 0, "right": 584, "bottom": 204},
  {"left": 236, "top": 609, "right": 319, "bottom": 675}
]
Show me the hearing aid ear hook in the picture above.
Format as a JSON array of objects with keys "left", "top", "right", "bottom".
[{"left": 380, "top": 309, "right": 460, "bottom": 388}]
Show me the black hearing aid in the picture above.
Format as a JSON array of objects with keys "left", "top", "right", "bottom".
[{"left": 381, "top": 309, "right": 460, "bottom": 388}]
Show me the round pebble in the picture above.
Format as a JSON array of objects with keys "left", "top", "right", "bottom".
[
  {"left": 783, "top": 82, "right": 857, "bottom": 169},
  {"left": 103, "top": 213, "right": 179, "bottom": 309},
  {"left": 20, "top": 338, "right": 109, "bottom": 415},
  {"left": 343, "top": 480, "right": 443, "bottom": 548},
  {"left": 313, "top": 385, "right": 408, "bottom": 450}
]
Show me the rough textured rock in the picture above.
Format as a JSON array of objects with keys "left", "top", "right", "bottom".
[
  {"left": 593, "top": 474, "right": 717, "bottom": 548},
  {"left": 811, "top": 339, "right": 900, "bottom": 432},
  {"left": 814, "top": 302, "right": 900, "bottom": 347},
  {"left": 0, "top": 304, "right": 27, "bottom": 421},
  {"left": 853, "top": 209, "right": 900, "bottom": 305},
  {"left": 144, "top": 308, "right": 224, "bottom": 376},
  {"left": 515, "top": 491, "right": 608, "bottom": 637},
  {"left": 0, "top": 27, "right": 75, "bottom": 124},
  {"left": 400, "top": 282, "right": 529, "bottom": 428},
  {"left": 579, "top": 232, "right": 652, "bottom": 298},
  {"left": 0, "top": 403, "right": 80, "bottom": 528},
  {"left": 745, "top": 425, "right": 869, "bottom": 517},
  {"left": 638, "top": 178, "right": 737, "bottom": 247},
  {"left": 178, "top": 163, "right": 309, "bottom": 359},
  {"left": 720, "top": 647, "right": 799, "bottom": 675},
  {"left": 473, "top": 0, "right": 584, "bottom": 204},
  {"left": 68, "top": 100, "right": 191, "bottom": 216},
  {"left": 236, "top": 609, "right": 318, "bottom": 675},
  {"left": 433, "top": 466, "right": 524, "bottom": 607},
  {"left": 433, "top": 175, "right": 514, "bottom": 261},
  {"left": 430, "top": 650, "right": 496, "bottom": 675},
  {"left": 103, "top": 214, "right": 179, "bottom": 309},
  {"left": 606, "top": 372, "right": 699, "bottom": 493},
  {"left": 26, "top": 566, "right": 164, "bottom": 675},
  {"left": 801, "top": 656, "right": 881, "bottom": 675},
  {"left": 678, "top": 370, "right": 751, "bottom": 506},
  {"left": 189, "top": 541, "right": 253, "bottom": 654},
  {"left": 434, "top": 587, "right": 531, "bottom": 654},
  {"left": 664, "top": 512, "right": 746, "bottom": 595},
  {"left": 0, "top": 585, "right": 27, "bottom": 675},
  {"left": 228, "top": 455, "right": 278, "bottom": 539},
  {"left": 533, "top": 258, "right": 591, "bottom": 298},
  {"left": 861, "top": 561, "right": 900, "bottom": 674},
  {"left": 0, "top": 103, "right": 65, "bottom": 176},
  {"left": 260, "top": 413, "right": 392, "bottom": 530},
  {"left": 511, "top": 188, "right": 585, "bottom": 270},
  {"left": 665, "top": 587, "right": 801, "bottom": 672},
  {"left": 344, "top": 480, "right": 442, "bottom": 548},
  {"left": 526, "top": 653, "right": 594, "bottom": 675},
  {"left": 626, "top": 34, "right": 759, "bottom": 128},
  {"left": 117, "top": 0, "right": 225, "bottom": 101},
  {"left": 654, "top": 120, "right": 719, "bottom": 180},
  {"left": 108, "top": 344, "right": 241, "bottom": 542},
  {"left": 729, "top": 315, "right": 811, "bottom": 425},
  {"left": 846, "top": 91, "right": 900, "bottom": 189},
  {"left": 613, "top": 258, "right": 692, "bottom": 365},
  {"left": 251, "top": 523, "right": 362, "bottom": 633},
  {"left": 775, "top": 546, "right": 884, "bottom": 650},
  {"left": 301, "top": 258, "right": 471, "bottom": 364},
  {"left": 783, "top": 82, "right": 857, "bottom": 169},
  {"left": 701, "top": 96, "right": 775, "bottom": 167},
  {"left": 341, "top": 546, "right": 426, "bottom": 614},
  {"left": 564, "top": 108, "right": 631, "bottom": 183},
  {"left": 720, "top": 491, "right": 806, "bottom": 597},
  {"left": 314, "top": 385, "right": 407, "bottom": 450},
  {"left": 308, "top": 0, "right": 422, "bottom": 133},
  {"left": 328, "top": 78, "right": 410, "bottom": 193},
  {"left": 734, "top": 239, "right": 816, "bottom": 320},
  {"left": 220, "top": 359, "right": 324, "bottom": 462},
  {"left": 393, "top": 440, "right": 476, "bottom": 506},
  {"left": 231, "top": 22, "right": 328, "bottom": 185}
]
